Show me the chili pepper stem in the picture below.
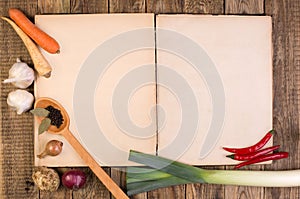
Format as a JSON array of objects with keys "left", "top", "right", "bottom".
[{"left": 226, "top": 154, "right": 235, "bottom": 159}]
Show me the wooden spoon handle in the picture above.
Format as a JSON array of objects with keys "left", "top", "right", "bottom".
[{"left": 62, "top": 129, "right": 129, "bottom": 199}]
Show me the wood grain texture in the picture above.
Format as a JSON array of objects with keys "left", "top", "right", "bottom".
[
  {"left": 147, "top": 0, "right": 183, "bottom": 13},
  {"left": 0, "top": 0, "right": 38, "bottom": 198},
  {"left": 109, "top": 0, "right": 146, "bottom": 13},
  {"left": 225, "top": 0, "right": 264, "bottom": 14},
  {"left": 70, "top": 0, "right": 108, "bottom": 13},
  {"left": 148, "top": 185, "right": 185, "bottom": 199},
  {"left": 264, "top": 0, "right": 272, "bottom": 15},
  {"left": 37, "top": 0, "right": 70, "bottom": 14},
  {"left": 183, "top": 0, "right": 223, "bottom": 14},
  {"left": 264, "top": 0, "right": 300, "bottom": 197},
  {"left": 111, "top": 168, "right": 127, "bottom": 199}
]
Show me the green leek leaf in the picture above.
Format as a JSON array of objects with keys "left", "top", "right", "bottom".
[{"left": 128, "top": 150, "right": 206, "bottom": 183}]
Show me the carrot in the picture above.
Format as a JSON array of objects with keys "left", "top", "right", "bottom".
[
  {"left": 2, "top": 17, "right": 52, "bottom": 77},
  {"left": 9, "top": 8, "right": 60, "bottom": 54}
]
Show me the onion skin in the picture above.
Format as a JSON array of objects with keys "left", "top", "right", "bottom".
[
  {"left": 37, "top": 140, "right": 63, "bottom": 159},
  {"left": 62, "top": 170, "right": 87, "bottom": 190}
]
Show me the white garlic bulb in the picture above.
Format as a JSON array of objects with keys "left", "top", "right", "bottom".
[
  {"left": 7, "top": 89, "right": 34, "bottom": 114},
  {"left": 3, "top": 58, "right": 35, "bottom": 88}
]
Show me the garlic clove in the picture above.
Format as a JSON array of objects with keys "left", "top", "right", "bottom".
[
  {"left": 7, "top": 89, "right": 34, "bottom": 114},
  {"left": 3, "top": 58, "right": 35, "bottom": 89}
]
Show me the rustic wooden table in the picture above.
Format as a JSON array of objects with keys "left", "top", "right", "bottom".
[{"left": 0, "top": 0, "right": 299, "bottom": 198}]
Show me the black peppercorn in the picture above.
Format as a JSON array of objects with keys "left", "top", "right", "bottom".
[{"left": 45, "top": 105, "right": 64, "bottom": 128}]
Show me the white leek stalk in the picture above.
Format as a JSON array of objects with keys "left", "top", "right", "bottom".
[
  {"left": 202, "top": 169, "right": 300, "bottom": 187},
  {"left": 127, "top": 150, "right": 300, "bottom": 196}
]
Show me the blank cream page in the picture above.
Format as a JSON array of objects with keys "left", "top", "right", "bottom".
[
  {"left": 156, "top": 15, "right": 272, "bottom": 165},
  {"left": 34, "top": 14, "right": 156, "bottom": 166}
]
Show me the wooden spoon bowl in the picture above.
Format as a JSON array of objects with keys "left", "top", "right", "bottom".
[{"left": 35, "top": 97, "right": 70, "bottom": 133}]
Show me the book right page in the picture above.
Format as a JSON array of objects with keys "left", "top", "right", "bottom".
[{"left": 156, "top": 15, "right": 273, "bottom": 165}]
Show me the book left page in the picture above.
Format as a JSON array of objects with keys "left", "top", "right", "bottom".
[{"left": 34, "top": 14, "right": 156, "bottom": 166}]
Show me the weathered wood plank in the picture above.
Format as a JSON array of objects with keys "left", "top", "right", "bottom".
[
  {"left": 264, "top": 0, "right": 300, "bottom": 197},
  {"left": 224, "top": 180, "right": 264, "bottom": 199},
  {"left": 146, "top": 0, "right": 183, "bottom": 13},
  {"left": 183, "top": 0, "right": 223, "bottom": 14},
  {"left": 110, "top": 0, "right": 146, "bottom": 13},
  {"left": 70, "top": 0, "right": 108, "bottom": 13},
  {"left": 264, "top": 0, "right": 272, "bottom": 15},
  {"left": 186, "top": 183, "right": 225, "bottom": 199},
  {"left": 0, "top": 0, "right": 39, "bottom": 198},
  {"left": 148, "top": 185, "right": 185, "bottom": 199},
  {"left": 110, "top": 168, "right": 127, "bottom": 199},
  {"left": 37, "top": 0, "right": 70, "bottom": 14},
  {"left": 131, "top": 191, "right": 148, "bottom": 199},
  {"left": 225, "top": 0, "right": 264, "bottom": 14}
]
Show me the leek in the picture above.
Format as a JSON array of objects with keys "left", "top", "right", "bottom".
[
  {"left": 127, "top": 167, "right": 190, "bottom": 195},
  {"left": 127, "top": 150, "right": 300, "bottom": 196}
]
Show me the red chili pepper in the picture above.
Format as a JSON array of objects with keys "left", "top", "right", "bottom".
[
  {"left": 226, "top": 145, "right": 280, "bottom": 161},
  {"left": 223, "top": 130, "right": 274, "bottom": 154},
  {"left": 234, "top": 152, "right": 289, "bottom": 169}
]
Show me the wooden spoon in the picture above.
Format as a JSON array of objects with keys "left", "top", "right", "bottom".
[{"left": 35, "top": 97, "right": 129, "bottom": 199}]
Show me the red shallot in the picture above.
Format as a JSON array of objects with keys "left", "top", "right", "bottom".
[{"left": 62, "top": 169, "right": 87, "bottom": 190}]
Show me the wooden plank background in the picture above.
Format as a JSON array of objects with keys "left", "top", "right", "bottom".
[{"left": 0, "top": 0, "right": 299, "bottom": 198}]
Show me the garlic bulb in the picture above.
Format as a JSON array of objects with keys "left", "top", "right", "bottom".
[
  {"left": 7, "top": 89, "right": 34, "bottom": 114},
  {"left": 3, "top": 58, "right": 35, "bottom": 88}
]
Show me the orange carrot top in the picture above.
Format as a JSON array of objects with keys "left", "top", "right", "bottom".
[{"left": 9, "top": 8, "right": 60, "bottom": 54}]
